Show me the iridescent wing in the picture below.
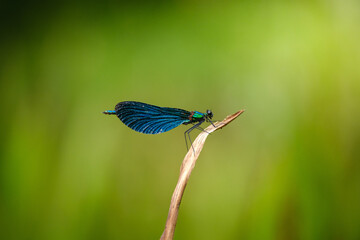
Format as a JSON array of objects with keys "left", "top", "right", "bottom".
[{"left": 115, "top": 101, "right": 191, "bottom": 134}]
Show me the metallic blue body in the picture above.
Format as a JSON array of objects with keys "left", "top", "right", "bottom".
[{"left": 192, "top": 111, "right": 204, "bottom": 119}]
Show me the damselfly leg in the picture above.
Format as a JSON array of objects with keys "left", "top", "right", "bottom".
[{"left": 184, "top": 120, "right": 206, "bottom": 154}]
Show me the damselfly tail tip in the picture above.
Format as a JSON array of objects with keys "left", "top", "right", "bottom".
[{"left": 103, "top": 110, "right": 116, "bottom": 115}]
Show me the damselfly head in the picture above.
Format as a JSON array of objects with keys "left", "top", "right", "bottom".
[{"left": 206, "top": 110, "right": 213, "bottom": 119}]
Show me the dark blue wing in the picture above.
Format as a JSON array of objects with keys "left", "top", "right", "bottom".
[{"left": 115, "top": 101, "right": 191, "bottom": 134}]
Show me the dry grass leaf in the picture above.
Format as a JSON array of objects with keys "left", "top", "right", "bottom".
[{"left": 161, "top": 110, "right": 245, "bottom": 240}]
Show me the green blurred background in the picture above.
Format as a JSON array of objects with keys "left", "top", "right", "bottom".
[{"left": 1, "top": 1, "right": 360, "bottom": 239}]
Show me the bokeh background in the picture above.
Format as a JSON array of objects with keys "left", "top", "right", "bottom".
[{"left": 1, "top": 1, "right": 360, "bottom": 239}]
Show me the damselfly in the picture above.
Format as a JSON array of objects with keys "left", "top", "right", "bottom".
[{"left": 103, "top": 101, "right": 215, "bottom": 152}]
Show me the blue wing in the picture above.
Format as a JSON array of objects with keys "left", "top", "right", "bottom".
[{"left": 115, "top": 101, "right": 191, "bottom": 134}]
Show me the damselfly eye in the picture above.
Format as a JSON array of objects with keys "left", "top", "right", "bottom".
[{"left": 206, "top": 110, "right": 213, "bottom": 119}]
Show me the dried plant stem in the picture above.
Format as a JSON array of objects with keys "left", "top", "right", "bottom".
[{"left": 160, "top": 110, "right": 245, "bottom": 240}]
